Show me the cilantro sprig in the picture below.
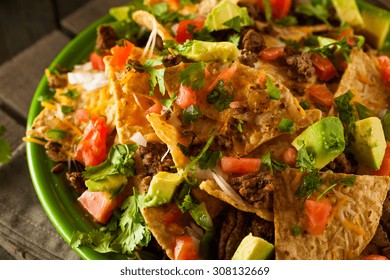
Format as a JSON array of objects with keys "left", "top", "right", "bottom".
[
  {"left": 207, "top": 80, "right": 234, "bottom": 111},
  {"left": 295, "top": 0, "right": 332, "bottom": 25},
  {"left": 180, "top": 62, "right": 205, "bottom": 91},
  {"left": 260, "top": 150, "right": 289, "bottom": 174}
]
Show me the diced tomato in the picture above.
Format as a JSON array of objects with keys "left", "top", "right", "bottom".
[
  {"left": 176, "top": 85, "right": 197, "bottom": 109},
  {"left": 176, "top": 17, "right": 205, "bottom": 44},
  {"left": 311, "top": 53, "right": 339, "bottom": 81},
  {"left": 378, "top": 55, "right": 390, "bottom": 86},
  {"left": 257, "top": 0, "right": 292, "bottom": 19},
  {"left": 74, "top": 109, "right": 92, "bottom": 123},
  {"left": 361, "top": 254, "right": 388, "bottom": 260},
  {"left": 145, "top": 103, "right": 163, "bottom": 115},
  {"left": 206, "top": 63, "right": 238, "bottom": 93},
  {"left": 221, "top": 156, "right": 262, "bottom": 174},
  {"left": 283, "top": 147, "right": 297, "bottom": 167},
  {"left": 173, "top": 236, "right": 198, "bottom": 260},
  {"left": 304, "top": 199, "right": 332, "bottom": 236},
  {"left": 306, "top": 84, "right": 334, "bottom": 108},
  {"left": 90, "top": 51, "right": 108, "bottom": 71},
  {"left": 78, "top": 190, "right": 122, "bottom": 224},
  {"left": 372, "top": 142, "right": 390, "bottom": 176},
  {"left": 260, "top": 46, "right": 285, "bottom": 61},
  {"left": 74, "top": 116, "right": 109, "bottom": 167},
  {"left": 162, "top": 203, "right": 183, "bottom": 224},
  {"left": 110, "top": 40, "right": 134, "bottom": 69},
  {"left": 337, "top": 28, "right": 356, "bottom": 46}
]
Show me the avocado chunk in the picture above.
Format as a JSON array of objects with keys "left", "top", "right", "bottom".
[
  {"left": 204, "top": 0, "right": 253, "bottom": 32},
  {"left": 292, "top": 117, "right": 345, "bottom": 169},
  {"left": 85, "top": 174, "right": 128, "bottom": 194},
  {"left": 331, "top": 0, "right": 364, "bottom": 27},
  {"left": 231, "top": 233, "right": 274, "bottom": 260},
  {"left": 357, "top": 0, "right": 390, "bottom": 51},
  {"left": 349, "top": 117, "right": 386, "bottom": 170},
  {"left": 178, "top": 40, "right": 239, "bottom": 62},
  {"left": 144, "top": 172, "right": 184, "bottom": 207}
]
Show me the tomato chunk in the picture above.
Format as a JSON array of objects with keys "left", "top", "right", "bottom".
[
  {"left": 176, "top": 85, "right": 197, "bottom": 109},
  {"left": 206, "top": 63, "right": 237, "bottom": 93},
  {"left": 361, "top": 254, "right": 388, "bottom": 260},
  {"left": 110, "top": 40, "right": 134, "bottom": 69},
  {"left": 176, "top": 18, "right": 205, "bottom": 44},
  {"left": 162, "top": 203, "right": 183, "bottom": 224},
  {"left": 174, "top": 236, "right": 198, "bottom": 260},
  {"left": 306, "top": 84, "right": 334, "bottom": 108},
  {"left": 221, "top": 156, "right": 262, "bottom": 174},
  {"left": 378, "top": 55, "right": 390, "bottom": 86},
  {"left": 260, "top": 46, "right": 285, "bottom": 61},
  {"left": 90, "top": 51, "right": 108, "bottom": 71},
  {"left": 372, "top": 142, "right": 390, "bottom": 176},
  {"left": 283, "top": 147, "right": 297, "bottom": 167},
  {"left": 74, "top": 116, "right": 109, "bottom": 167},
  {"left": 257, "top": 0, "right": 292, "bottom": 19},
  {"left": 304, "top": 199, "right": 332, "bottom": 236},
  {"left": 311, "top": 53, "right": 339, "bottom": 81},
  {"left": 78, "top": 190, "right": 122, "bottom": 224},
  {"left": 145, "top": 103, "right": 163, "bottom": 115}
]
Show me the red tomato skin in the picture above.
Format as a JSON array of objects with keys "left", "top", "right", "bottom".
[
  {"left": 75, "top": 109, "right": 91, "bottom": 123},
  {"left": 90, "top": 51, "right": 107, "bottom": 71},
  {"left": 78, "top": 191, "right": 122, "bottom": 224},
  {"left": 306, "top": 84, "right": 334, "bottom": 108},
  {"left": 176, "top": 85, "right": 197, "bottom": 109},
  {"left": 74, "top": 116, "right": 109, "bottom": 167},
  {"left": 174, "top": 236, "right": 198, "bottom": 260},
  {"left": 283, "top": 147, "right": 297, "bottom": 167},
  {"left": 361, "top": 254, "right": 388, "bottom": 260},
  {"left": 304, "top": 199, "right": 332, "bottom": 236},
  {"left": 372, "top": 142, "right": 390, "bottom": 176},
  {"left": 257, "top": 0, "right": 292, "bottom": 19},
  {"left": 145, "top": 103, "right": 163, "bottom": 115},
  {"left": 176, "top": 18, "right": 204, "bottom": 44},
  {"left": 311, "top": 54, "right": 339, "bottom": 81},
  {"left": 260, "top": 46, "right": 285, "bottom": 61},
  {"left": 206, "top": 63, "right": 237, "bottom": 93},
  {"left": 162, "top": 204, "right": 183, "bottom": 224},
  {"left": 110, "top": 40, "right": 134, "bottom": 69},
  {"left": 221, "top": 157, "right": 262, "bottom": 174}
]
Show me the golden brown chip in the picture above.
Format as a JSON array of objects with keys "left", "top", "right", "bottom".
[{"left": 274, "top": 168, "right": 390, "bottom": 260}]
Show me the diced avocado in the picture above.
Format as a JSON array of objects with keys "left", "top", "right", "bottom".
[
  {"left": 349, "top": 117, "right": 386, "bottom": 169},
  {"left": 179, "top": 40, "right": 239, "bottom": 62},
  {"left": 109, "top": 6, "right": 131, "bottom": 22},
  {"left": 204, "top": 0, "right": 253, "bottom": 32},
  {"left": 292, "top": 117, "right": 345, "bottom": 169},
  {"left": 331, "top": 0, "right": 364, "bottom": 27},
  {"left": 144, "top": 172, "right": 184, "bottom": 207},
  {"left": 85, "top": 174, "right": 128, "bottom": 193},
  {"left": 231, "top": 233, "right": 274, "bottom": 260},
  {"left": 357, "top": 0, "right": 390, "bottom": 51}
]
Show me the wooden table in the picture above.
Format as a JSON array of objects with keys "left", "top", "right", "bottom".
[{"left": 0, "top": 0, "right": 128, "bottom": 260}]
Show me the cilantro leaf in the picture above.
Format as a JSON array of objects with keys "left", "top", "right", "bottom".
[
  {"left": 354, "top": 102, "right": 374, "bottom": 120},
  {"left": 161, "top": 92, "right": 177, "bottom": 109},
  {"left": 207, "top": 80, "right": 234, "bottom": 111},
  {"left": 198, "top": 150, "right": 222, "bottom": 170},
  {"left": 183, "top": 105, "right": 202, "bottom": 124},
  {"left": 61, "top": 105, "right": 74, "bottom": 114},
  {"left": 316, "top": 175, "right": 357, "bottom": 200},
  {"left": 334, "top": 91, "right": 355, "bottom": 127},
  {"left": 83, "top": 144, "right": 138, "bottom": 181},
  {"left": 295, "top": 0, "right": 331, "bottom": 25},
  {"left": 223, "top": 16, "right": 241, "bottom": 32},
  {"left": 180, "top": 62, "right": 205, "bottom": 91},
  {"left": 265, "top": 76, "right": 280, "bottom": 100},
  {"left": 295, "top": 169, "right": 323, "bottom": 200},
  {"left": 295, "top": 140, "right": 316, "bottom": 173},
  {"left": 152, "top": 2, "right": 193, "bottom": 24},
  {"left": 46, "top": 129, "right": 66, "bottom": 141},
  {"left": 279, "top": 118, "right": 294, "bottom": 132},
  {"left": 70, "top": 189, "right": 151, "bottom": 256},
  {"left": 228, "top": 33, "right": 240, "bottom": 47},
  {"left": 260, "top": 150, "right": 289, "bottom": 174},
  {"left": 61, "top": 89, "right": 79, "bottom": 99},
  {"left": 178, "top": 192, "right": 196, "bottom": 213}
]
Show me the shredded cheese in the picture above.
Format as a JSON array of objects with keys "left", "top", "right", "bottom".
[
  {"left": 22, "top": 137, "right": 47, "bottom": 146},
  {"left": 61, "top": 118, "right": 83, "bottom": 136},
  {"left": 40, "top": 101, "right": 57, "bottom": 110}
]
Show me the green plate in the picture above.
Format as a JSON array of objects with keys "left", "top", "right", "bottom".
[{"left": 26, "top": 15, "right": 126, "bottom": 260}]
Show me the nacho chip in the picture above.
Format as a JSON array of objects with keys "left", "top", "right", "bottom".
[{"left": 274, "top": 168, "right": 390, "bottom": 259}]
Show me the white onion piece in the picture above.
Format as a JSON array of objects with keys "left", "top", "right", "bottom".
[
  {"left": 160, "top": 147, "right": 170, "bottom": 162},
  {"left": 130, "top": 132, "right": 147, "bottom": 147},
  {"left": 67, "top": 71, "right": 108, "bottom": 91},
  {"left": 194, "top": 167, "right": 214, "bottom": 181},
  {"left": 74, "top": 62, "right": 93, "bottom": 71},
  {"left": 212, "top": 168, "right": 244, "bottom": 205}
]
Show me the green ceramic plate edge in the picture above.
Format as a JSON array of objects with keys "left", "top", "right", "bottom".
[{"left": 26, "top": 15, "right": 127, "bottom": 260}]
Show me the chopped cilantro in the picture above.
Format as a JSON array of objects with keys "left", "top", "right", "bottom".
[
  {"left": 354, "top": 102, "right": 374, "bottom": 120},
  {"left": 279, "top": 118, "right": 294, "bottom": 132},
  {"left": 177, "top": 143, "right": 190, "bottom": 156},
  {"left": 70, "top": 189, "right": 151, "bottom": 256},
  {"left": 228, "top": 33, "right": 241, "bottom": 47},
  {"left": 61, "top": 89, "right": 79, "bottom": 99},
  {"left": 299, "top": 101, "right": 310, "bottom": 109},
  {"left": 46, "top": 129, "right": 66, "bottom": 141},
  {"left": 334, "top": 91, "right": 355, "bottom": 127},
  {"left": 223, "top": 16, "right": 241, "bottom": 32},
  {"left": 292, "top": 225, "right": 302, "bottom": 236},
  {"left": 183, "top": 105, "right": 202, "bottom": 124},
  {"left": 261, "top": 150, "right": 289, "bottom": 174},
  {"left": 265, "top": 77, "right": 280, "bottom": 100},
  {"left": 180, "top": 62, "right": 205, "bottom": 91},
  {"left": 198, "top": 150, "right": 222, "bottom": 170},
  {"left": 61, "top": 105, "right": 74, "bottom": 114},
  {"left": 178, "top": 192, "right": 196, "bottom": 213},
  {"left": 37, "top": 87, "right": 56, "bottom": 102},
  {"left": 0, "top": 124, "right": 11, "bottom": 164},
  {"left": 237, "top": 119, "right": 244, "bottom": 133},
  {"left": 83, "top": 144, "right": 138, "bottom": 181},
  {"left": 295, "top": 140, "right": 316, "bottom": 173},
  {"left": 295, "top": 169, "right": 323, "bottom": 200},
  {"left": 274, "top": 16, "right": 298, "bottom": 27},
  {"left": 295, "top": 0, "right": 331, "bottom": 25},
  {"left": 316, "top": 175, "right": 356, "bottom": 200},
  {"left": 207, "top": 80, "right": 234, "bottom": 111},
  {"left": 126, "top": 58, "right": 166, "bottom": 95},
  {"left": 151, "top": 2, "right": 193, "bottom": 24},
  {"left": 161, "top": 92, "right": 177, "bottom": 109},
  {"left": 263, "top": 0, "right": 273, "bottom": 22}
]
